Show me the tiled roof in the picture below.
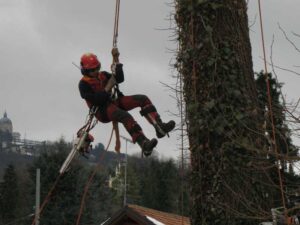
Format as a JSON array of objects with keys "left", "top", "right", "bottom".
[{"left": 128, "top": 204, "right": 191, "bottom": 225}]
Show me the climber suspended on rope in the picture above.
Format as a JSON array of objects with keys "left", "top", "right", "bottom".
[{"left": 78, "top": 49, "right": 175, "bottom": 156}]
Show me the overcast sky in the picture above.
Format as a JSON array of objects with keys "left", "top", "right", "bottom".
[{"left": 0, "top": 0, "right": 299, "bottom": 159}]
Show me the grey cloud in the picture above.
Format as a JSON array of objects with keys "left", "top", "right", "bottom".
[{"left": 1, "top": 0, "right": 299, "bottom": 158}]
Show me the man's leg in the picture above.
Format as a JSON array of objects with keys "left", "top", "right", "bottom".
[
  {"left": 118, "top": 95, "right": 175, "bottom": 138},
  {"left": 105, "top": 103, "right": 157, "bottom": 156}
]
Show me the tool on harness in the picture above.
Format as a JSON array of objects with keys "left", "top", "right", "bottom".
[
  {"left": 59, "top": 107, "right": 98, "bottom": 174},
  {"left": 77, "top": 132, "right": 94, "bottom": 156}
]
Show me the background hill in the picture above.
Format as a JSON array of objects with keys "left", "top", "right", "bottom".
[
  {"left": 0, "top": 142, "right": 124, "bottom": 180},
  {"left": 0, "top": 151, "right": 33, "bottom": 180}
]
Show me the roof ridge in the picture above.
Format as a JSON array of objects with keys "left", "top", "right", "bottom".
[{"left": 128, "top": 204, "right": 189, "bottom": 219}]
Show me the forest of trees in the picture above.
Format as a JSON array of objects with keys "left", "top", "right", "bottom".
[
  {"left": 1, "top": 70, "right": 299, "bottom": 225},
  {"left": 0, "top": 139, "right": 189, "bottom": 225}
]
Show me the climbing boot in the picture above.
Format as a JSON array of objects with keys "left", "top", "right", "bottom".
[
  {"left": 139, "top": 104, "right": 175, "bottom": 138},
  {"left": 136, "top": 135, "right": 158, "bottom": 157},
  {"left": 154, "top": 119, "right": 176, "bottom": 138}
]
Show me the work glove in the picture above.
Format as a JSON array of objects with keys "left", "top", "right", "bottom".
[
  {"left": 111, "top": 47, "right": 120, "bottom": 66},
  {"left": 111, "top": 48, "right": 120, "bottom": 58},
  {"left": 111, "top": 63, "right": 123, "bottom": 76},
  {"left": 111, "top": 63, "right": 117, "bottom": 75}
]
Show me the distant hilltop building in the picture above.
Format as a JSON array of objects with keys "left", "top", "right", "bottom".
[
  {"left": 0, "top": 111, "right": 44, "bottom": 156},
  {"left": 0, "top": 111, "right": 14, "bottom": 149},
  {"left": 0, "top": 111, "right": 12, "bottom": 133}
]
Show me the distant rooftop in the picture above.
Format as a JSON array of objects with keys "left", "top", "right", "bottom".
[{"left": 102, "top": 204, "right": 190, "bottom": 225}]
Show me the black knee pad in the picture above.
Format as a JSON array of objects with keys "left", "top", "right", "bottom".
[
  {"left": 128, "top": 124, "right": 142, "bottom": 136},
  {"left": 132, "top": 95, "right": 149, "bottom": 104},
  {"left": 111, "top": 110, "right": 131, "bottom": 123},
  {"left": 140, "top": 105, "right": 157, "bottom": 117}
]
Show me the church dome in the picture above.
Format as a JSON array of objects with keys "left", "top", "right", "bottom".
[
  {"left": 0, "top": 112, "right": 13, "bottom": 133},
  {"left": 0, "top": 112, "right": 12, "bottom": 125}
]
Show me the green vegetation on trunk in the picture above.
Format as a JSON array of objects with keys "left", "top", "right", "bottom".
[{"left": 175, "top": 1, "right": 282, "bottom": 224}]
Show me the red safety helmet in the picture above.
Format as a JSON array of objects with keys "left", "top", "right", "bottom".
[{"left": 80, "top": 53, "right": 101, "bottom": 75}]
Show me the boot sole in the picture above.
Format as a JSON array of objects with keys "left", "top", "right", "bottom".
[
  {"left": 156, "top": 122, "right": 176, "bottom": 138},
  {"left": 143, "top": 139, "right": 158, "bottom": 157}
]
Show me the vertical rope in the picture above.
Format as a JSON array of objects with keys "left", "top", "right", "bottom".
[
  {"left": 180, "top": 62, "right": 185, "bottom": 225},
  {"left": 191, "top": 11, "right": 197, "bottom": 100},
  {"left": 31, "top": 112, "right": 100, "bottom": 225},
  {"left": 257, "top": 0, "right": 288, "bottom": 220},
  {"left": 111, "top": 0, "right": 121, "bottom": 153},
  {"left": 179, "top": 23, "right": 185, "bottom": 225},
  {"left": 33, "top": 2, "right": 121, "bottom": 224},
  {"left": 31, "top": 174, "right": 63, "bottom": 225},
  {"left": 75, "top": 128, "right": 114, "bottom": 225},
  {"left": 189, "top": 0, "right": 197, "bottom": 173},
  {"left": 113, "top": 0, "right": 121, "bottom": 48},
  {"left": 176, "top": 2, "right": 186, "bottom": 222}
]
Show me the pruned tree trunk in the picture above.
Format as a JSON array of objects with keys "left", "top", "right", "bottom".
[{"left": 175, "top": 1, "right": 275, "bottom": 224}]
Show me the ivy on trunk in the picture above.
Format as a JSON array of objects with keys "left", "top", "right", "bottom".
[{"left": 175, "top": 1, "right": 279, "bottom": 224}]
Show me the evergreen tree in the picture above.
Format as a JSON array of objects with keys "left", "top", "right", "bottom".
[
  {"left": 0, "top": 164, "right": 19, "bottom": 224},
  {"left": 125, "top": 159, "right": 141, "bottom": 205},
  {"left": 137, "top": 157, "right": 159, "bottom": 209},
  {"left": 256, "top": 72, "right": 298, "bottom": 169},
  {"left": 255, "top": 72, "right": 300, "bottom": 207},
  {"left": 15, "top": 167, "right": 34, "bottom": 225},
  {"left": 136, "top": 157, "right": 179, "bottom": 213},
  {"left": 155, "top": 159, "right": 178, "bottom": 211},
  {"left": 108, "top": 154, "right": 189, "bottom": 215},
  {"left": 26, "top": 138, "right": 113, "bottom": 225},
  {"left": 109, "top": 158, "right": 141, "bottom": 207},
  {"left": 73, "top": 167, "right": 113, "bottom": 225}
]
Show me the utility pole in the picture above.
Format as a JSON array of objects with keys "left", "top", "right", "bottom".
[
  {"left": 120, "top": 135, "right": 133, "bottom": 207},
  {"left": 35, "top": 168, "right": 41, "bottom": 225}
]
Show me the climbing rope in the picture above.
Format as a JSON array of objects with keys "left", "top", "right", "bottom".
[
  {"left": 31, "top": 109, "right": 100, "bottom": 225},
  {"left": 32, "top": 2, "right": 123, "bottom": 224},
  {"left": 30, "top": 127, "right": 114, "bottom": 225},
  {"left": 179, "top": 47, "right": 185, "bottom": 225},
  {"left": 257, "top": 0, "right": 288, "bottom": 220},
  {"left": 178, "top": 3, "right": 186, "bottom": 222},
  {"left": 75, "top": 128, "right": 114, "bottom": 225},
  {"left": 76, "top": 2, "right": 123, "bottom": 223},
  {"left": 111, "top": 0, "right": 122, "bottom": 153},
  {"left": 31, "top": 174, "right": 63, "bottom": 225},
  {"left": 113, "top": 0, "right": 120, "bottom": 48}
]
